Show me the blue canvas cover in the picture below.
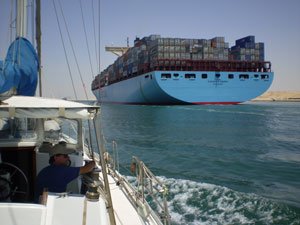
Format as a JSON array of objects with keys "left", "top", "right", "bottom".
[{"left": 0, "top": 37, "right": 38, "bottom": 96}]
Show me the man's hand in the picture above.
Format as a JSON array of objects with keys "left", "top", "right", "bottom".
[{"left": 80, "top": 161, "right": 96, "bottom": 174}]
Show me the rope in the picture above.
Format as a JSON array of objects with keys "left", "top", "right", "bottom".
[
  {"left": 8, "top": 0, "right": 13, "bottom": 45},
  {"left": 30, "top": 0, "right": 35, "bottom": 44},
  {"left": 98, "top": 0, "right": 100, "bottom": 75},
  {"left": 7, "top": 0, "right": 16, "bottom": 66},
  {"left": 82, "top": 197, "right": 87, "bottom": 225},
  {"left": 52, "top": 0, "right": 78, "bottom": 100},
  {"left": 2, "top": 1, "right": 15, "bottom": 62},
  {"left": 91, "top": 0, "right": 99, "bottom": 75},
  {"left": 97, "top": 0, "right": 101, "bottom": 102},
  {"left": 79, "top": 0, "right": 94, "bottom": 79},
  {"left": 56, "top": 0, "right": 89, "bottom": 100},
  {"left": 9, "top": 0, "right": 14, "bottom": 43}
]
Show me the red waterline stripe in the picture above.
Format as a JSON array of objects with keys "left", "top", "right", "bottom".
[
  {"left": 192, "top": 102, "right": 241, "bottom": 105},
  {"left": 99, "top": 101, "right": 241, "bottom": 105}
]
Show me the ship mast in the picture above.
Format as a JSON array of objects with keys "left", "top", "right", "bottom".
[{"left": 35, "top": 0, "right": 42, "bottom": 96}]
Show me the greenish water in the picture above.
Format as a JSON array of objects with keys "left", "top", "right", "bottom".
[{"left": 100, "top": 102, "right": 300, "bottom": 225}]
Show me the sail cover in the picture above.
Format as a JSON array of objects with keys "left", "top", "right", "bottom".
[{"left": 0, "top": 37, "right": 38, "bottom": 96}]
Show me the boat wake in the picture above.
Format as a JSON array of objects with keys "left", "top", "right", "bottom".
[{"left": 132, "top": 176, "right": 300, "bottom": 225}]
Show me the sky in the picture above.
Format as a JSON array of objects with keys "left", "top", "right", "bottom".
[{"left": 0, "top": 0, "right": 300, "bottom": 100}]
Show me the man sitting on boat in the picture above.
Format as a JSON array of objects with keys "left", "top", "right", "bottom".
[{"left": 35, "top": 142, "right": 95, "bottom": 203}]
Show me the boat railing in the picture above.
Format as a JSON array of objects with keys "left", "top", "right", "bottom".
[
  {"left": 105, "top": 145, "right": 171, "bottom": 225},
  {"left": 111, "top": 141, "right": 119, "bottom": 172}
]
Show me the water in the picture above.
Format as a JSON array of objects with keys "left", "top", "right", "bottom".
[{"left": 99, "top": 102, "right": 300, "bottom": 225}]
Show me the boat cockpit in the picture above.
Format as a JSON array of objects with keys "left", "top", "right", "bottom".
[
  {"left": 0, "top": 116, "right": 88, "bottom": 203},
  {"left": 0, "top": 97, "right": 98, "bottom": 204}
]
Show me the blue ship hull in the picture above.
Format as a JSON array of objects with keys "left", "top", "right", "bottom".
[{"left": 93, "top": 71, "right": 274, "bottom": 105}]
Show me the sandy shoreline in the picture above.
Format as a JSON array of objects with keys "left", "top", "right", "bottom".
[{"left": 252, "top": 91, "right": 300, "bottom": 102}]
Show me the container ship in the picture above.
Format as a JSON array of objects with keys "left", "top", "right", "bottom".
[{"left": 92, "top": 35, "right": 274, "bottom": 105}]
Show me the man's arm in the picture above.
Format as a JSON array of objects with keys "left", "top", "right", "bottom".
[{"left": 79, "top": 161, "right": 96, "bottom": 174}]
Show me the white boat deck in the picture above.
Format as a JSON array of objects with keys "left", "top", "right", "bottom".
[
  {"left": 0, "top": 203, "right": 47, "bottom": 225},
  {"left": 0, "top": 194, "right": 108, "bottom": 225},
  {"left": 0, "top": 174, "right": 161, "bottom": 225},
  {"left": 107, "top": 174, "right": 159, "bottom": 225},
  {"left": 44, "top": 194, "right": 108, "bottom": 225}
]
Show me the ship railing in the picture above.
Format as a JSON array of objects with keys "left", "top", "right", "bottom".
[
  {"left": 98, "top": 58, "right": 272, "bottom": 87},
  {"left": 151, "top": 59, "right": 272, "bottom": 72},
  {"left": 105, "top": 143, "right": 171, "bottom": 225}
]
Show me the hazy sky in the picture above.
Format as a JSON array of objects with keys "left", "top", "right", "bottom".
[{"left": 1, "top": 0, "right": 300, "bottom": 99}]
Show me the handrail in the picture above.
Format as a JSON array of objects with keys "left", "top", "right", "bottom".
[
  {"left": 131, "top": 156, "right": 170, "bottom": 225},
  {"left": 105, "top": 144, "right": 171, "bottom": 225},
  {"left": 92, "top": 115, "right": 116, "bottom": 225}
]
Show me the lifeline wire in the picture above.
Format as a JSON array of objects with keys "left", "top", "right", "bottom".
[
  {"left": 91, "top": 0, "right": 99, "bottom": 75},
  {"left": 79, "top": 0, "right": 94, "bottom": 79},
  {"left": 52, "top": 0, "right": 78, "bottom": 100},
  {"left": 56, "top": 0, "right": 88, "bottom": 99}
]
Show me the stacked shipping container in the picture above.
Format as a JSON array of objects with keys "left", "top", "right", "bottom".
[
  {"left": 92, "top": 35, "right": 269, "bottom": 89},
  {"left": 230, "top": 36, "right": 265, "bottom": 61},
  {"left": 148, "top": 36, "right": 229, "bottom": 61}
]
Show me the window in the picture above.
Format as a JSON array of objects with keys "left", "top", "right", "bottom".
[
  {"left": 173, "top": 73, "right": 179, "bottom": 78},
  {"left": 239, "top": 74, "right": 249, "bottom": 79},
  {"left": 60, "top": 119, "right": 79, "bottom": 144},
  {"left": 202, "top": 73, "right": 208, "bottom": 79},
  {"left": 228, "top": 74, "right": 234, "bottom": 79},
  {"left": 254, "top": 74, "right": 259, "bottom": 78},
  {"left": 185, "top": 73, "right": 196, "bottom": 79},
  {"left": 161, "top": 73, "right": 171, "bottom": 79},
  {"left": 0, "top": 118, "right": 38, "bottom": 141},
  {"left": 215, "top": 73, "right": 221, "bottom": 78},
  {"left": 261, "top": 74, "right": 269, "bottom": 79}
]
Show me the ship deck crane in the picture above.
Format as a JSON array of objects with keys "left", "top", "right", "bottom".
[
  {"left": 105, "top": 46, "right": 130, "bottom": 56},
  {"left": 105, "top": 37, "right": 130, "bottom": 56}
]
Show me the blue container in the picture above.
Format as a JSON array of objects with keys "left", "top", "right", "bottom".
[
  {"left": 245, "top": 42, "right": 255, "bottom": 49},
  {"left": 236, "top": 36, "right": 255, "bottom": 47}
]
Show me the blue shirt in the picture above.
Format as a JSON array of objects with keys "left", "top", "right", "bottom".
[{"left": 35, "top": 165, "right": 80, "bottom": 202}]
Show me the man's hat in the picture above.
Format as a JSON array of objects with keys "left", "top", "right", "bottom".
[{"left": 49, "top": 142, "right": 74, "bottom": 156}]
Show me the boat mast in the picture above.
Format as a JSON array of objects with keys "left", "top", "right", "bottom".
[
  {"left": 16, "top": 0, "right": 41, "bottom": 96},
  {"left": 16, "top": 0, "right": 27, "bottom": 38},
  {"left": 35, "top": 0, "right": 42, "bottom": 96}
]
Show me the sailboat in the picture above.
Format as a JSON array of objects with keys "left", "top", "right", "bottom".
[{"left": 0, "top": 1, "right": 170, "bottom": 224}]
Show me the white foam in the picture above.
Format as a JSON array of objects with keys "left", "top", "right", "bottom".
[
  {"left": 154, "top": 176, "right": 297, "bottom": 224},
  {"left": 125, "top": 175, "right": 299, "bottom": 224}
]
